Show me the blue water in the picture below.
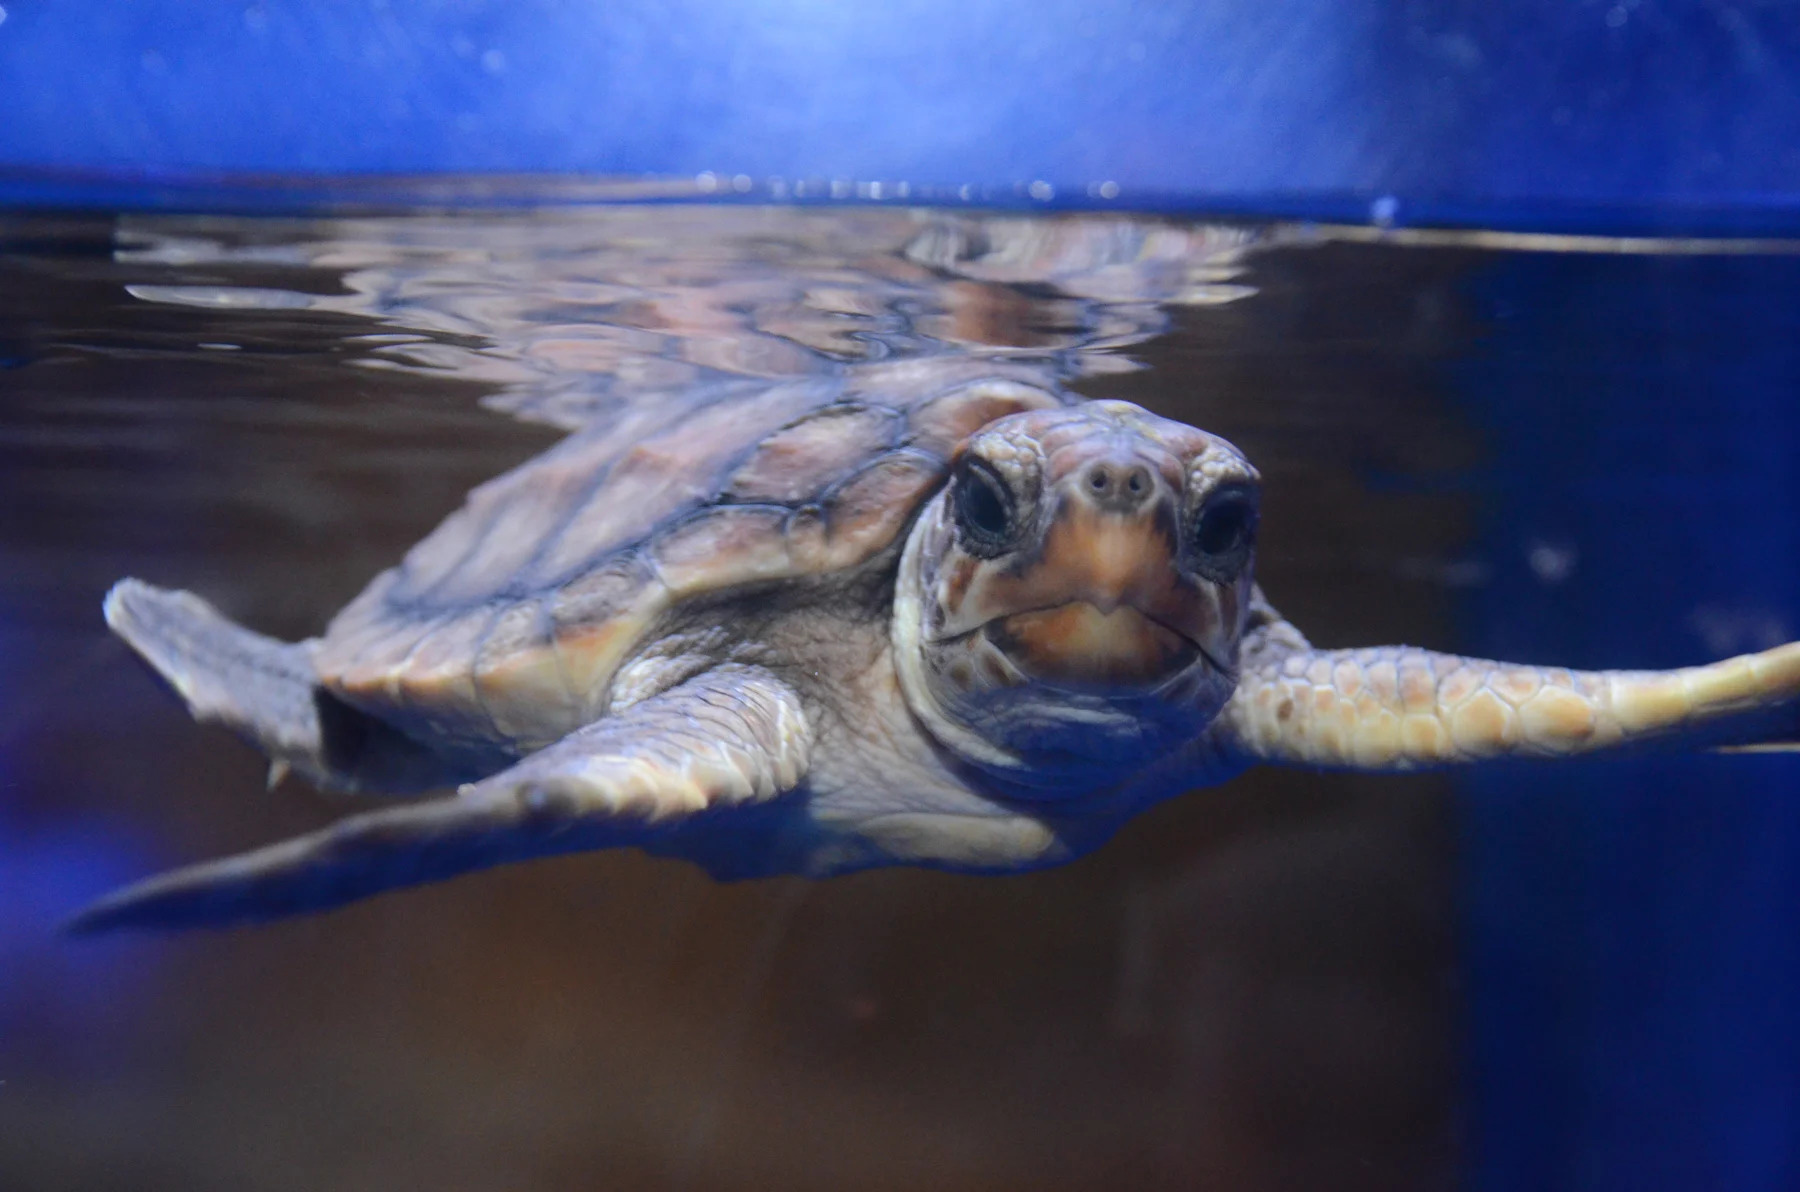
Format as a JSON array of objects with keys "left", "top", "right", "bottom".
[{"left": 1460, "top": 250, "right": 1800, "bottom": 1189}]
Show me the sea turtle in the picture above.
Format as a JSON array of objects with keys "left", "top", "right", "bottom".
[{"left": 75, "top": 359, "right": 1800, "bottom": 932}]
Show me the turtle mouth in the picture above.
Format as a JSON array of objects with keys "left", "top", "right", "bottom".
[{"left": 980, "top": 600, "right": 1210, "bottom": 687}]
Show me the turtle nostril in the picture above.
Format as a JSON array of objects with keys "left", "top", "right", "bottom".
[{"left": 1082, "top": 461, "right": 1154, "bottom": 510}]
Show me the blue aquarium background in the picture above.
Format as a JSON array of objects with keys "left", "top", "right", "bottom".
[
  {"left": 2, "top": 3, "right": 1799, "bottom": 1189},
  {"left": 1460, "top": 250, "right": 1800, "bottom": 1188},
  {"left": 3, "top": 0, "right": 1800, "bottom": 230}
]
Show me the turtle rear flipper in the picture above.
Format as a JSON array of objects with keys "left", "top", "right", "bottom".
[{"left": 104, "top": 579, "right": 453, "bottom": 794}]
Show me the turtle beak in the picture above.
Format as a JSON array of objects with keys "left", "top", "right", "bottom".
[{"left": 985, "top": 600, "right": 1203, "bottom": 686}]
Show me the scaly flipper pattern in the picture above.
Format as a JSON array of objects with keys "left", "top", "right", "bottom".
[
  {"left": 68, "top": 665, "right": 812, "bottom": 932},
  {"left": 1227, "top": 640, "right": 1800, "bottom": 769}
]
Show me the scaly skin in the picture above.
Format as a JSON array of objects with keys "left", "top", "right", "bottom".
[{"left": 1227, "top": 638, "right": 1800, "bottom": 769}]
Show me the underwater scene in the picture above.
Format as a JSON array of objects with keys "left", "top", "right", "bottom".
[{"left": 2, "top": 206, "right": 1798, "bottom": 1190}]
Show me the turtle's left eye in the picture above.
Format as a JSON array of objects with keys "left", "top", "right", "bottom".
[
  {"left": 1191, "top": 486, "right": 1258, "bottom": 582},
  {"left": 952, "top": 458, "right": 1015, "bottom": 556}
]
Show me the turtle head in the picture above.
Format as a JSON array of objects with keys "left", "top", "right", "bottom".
[{"left": 893, "top": 400, "right": 1260, "bottom": 790}]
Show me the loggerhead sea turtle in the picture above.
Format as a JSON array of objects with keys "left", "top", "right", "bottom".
[{"left": 75, "top": 361, "right": 1800, "bottom": 932}]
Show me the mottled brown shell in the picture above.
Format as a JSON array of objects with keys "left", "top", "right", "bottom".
[{"left": 313, "top": 359, "right": 1072, "bottom": 750}]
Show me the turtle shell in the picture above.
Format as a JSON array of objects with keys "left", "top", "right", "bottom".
[{"left": 313, "top": 358, "right": 1072, "bottom": 751}]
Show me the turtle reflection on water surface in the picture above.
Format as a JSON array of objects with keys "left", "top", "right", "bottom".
[{"left": 74, "top": 357, "right": 1800, "bottom": 931}]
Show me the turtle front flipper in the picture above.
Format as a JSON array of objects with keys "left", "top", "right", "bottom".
[
  {"left": 105, "top": 579, "right": 454, "bottom": 794},
  {"left": 67, "top": 665, "right": 813, "bottom": 933},
  {"left": 1224, "top": 638, "right": 1800, "bottom": 770}
]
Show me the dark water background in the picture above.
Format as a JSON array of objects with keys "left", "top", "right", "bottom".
[{"left": 0, "top": 207, "right": 1795, "bottom": 1191}]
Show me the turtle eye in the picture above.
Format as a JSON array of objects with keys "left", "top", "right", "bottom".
[
  {"left": 952, "top": 459, "right": 1014, "bottom": 556},
  {"left": 1191, "top": 486, "right": 1257, "bottom": 582}
]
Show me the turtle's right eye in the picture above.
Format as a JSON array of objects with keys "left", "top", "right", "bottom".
[
  {"left": 1190, "top": 485, "right": 1258, "bottom": 583},
  {"left": 952, "top": 459, "right": 1014, "bottom": 556}
]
